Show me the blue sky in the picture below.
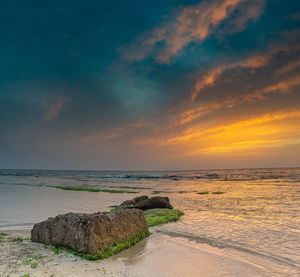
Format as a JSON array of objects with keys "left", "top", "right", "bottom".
[{"left": 1, "top": 0, "right": 300, "bottom": 170}]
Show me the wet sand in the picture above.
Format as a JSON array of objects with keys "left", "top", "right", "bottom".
[{"left": 1, "top": 229, "right": 299, "bottom": 277}]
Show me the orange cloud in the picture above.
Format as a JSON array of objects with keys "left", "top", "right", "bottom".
[
  {"left": 122, "top": 0, "right": 265, "bottom": 64},
  {"left": 191, "top": 44, "right": 300, "bottom": 101},
  {"left": 169, "top": 110, "right": 300, "bottom": 144},
  {"left": 196, "top": 138, "right": 300, "bottom": 154},
  {"left": 45, "top": 98, "right": 68, "bottom": 121},
  {"left": 165, "top": 109, "right": 300, "bottom": 156},
  {"left": 261, "top": 75, "right": 300, "bottom": 94},
  {"left": 275, "top": 59, "right": 300, "bottom": 76},
  {"left": 180, "top": 74, "right": 300, "bottom": 125}
]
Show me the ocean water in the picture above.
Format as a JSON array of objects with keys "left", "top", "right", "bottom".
[{"left": 0, "top": 168, "right": 300, "bottom": 276}]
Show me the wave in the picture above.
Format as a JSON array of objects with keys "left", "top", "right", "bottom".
[
  {"left": 0, "top": 222, "right": 35, "bottom": 230},
  {"left": 117, "top": 174, "right": 169, "bottom": 179},
  {"left": 100, "top": 173, "right": 300, "bottom": 182},
  {"left": 1, "top": 169, "right": 300, "bottom": 182},
  {"left": 0, "top": 172, "right": 40, "bottom": 177},
  {"left": 100, "top": 173, "right": 221, "bottom": 180},
  {"left": 156, "top": 230, "right": 300, "bottom": 269}
]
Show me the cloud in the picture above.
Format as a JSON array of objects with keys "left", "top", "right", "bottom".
[
  {"left": 179, "top": 74, "right": 300, "bottom": 124},
  {"left": 260, "top": 75, "right": 300, "bottom": 94},
  {"left": 191, "top": 44, "right": 300, "bottom": 101},
  {"left": 84, "top": 121, "right": 153, "bottom": 143},
  {"left": 220, "top": 0, "right": 265, "bottom": 34},
  {"left": 45, "top": 98, "right": 68, "bottom": 122},
  {"left": 165, "top": 109, "right": 300, "bottom": 155},
  {"left": 275, "top": 59, "right": 300, "bottom": 76},
  {"left": 169, "top": 109, "right": 300, "bottom": 143},
  {"left": 121, "top": 0, "right": 265, "bottom": 64}
]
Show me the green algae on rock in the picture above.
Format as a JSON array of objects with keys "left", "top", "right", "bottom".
[
  {"left": 144, "top": 208, "right": 184, "bottom": 227},
  {"left": 48, "top": 229, "right": 150, "bottom": 260}
]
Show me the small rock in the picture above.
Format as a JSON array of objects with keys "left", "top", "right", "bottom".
[{"left": 121, "top": 195, "right": 173, "bottom": 210}]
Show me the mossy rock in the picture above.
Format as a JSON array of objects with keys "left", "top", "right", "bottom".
[{"left": 49, "top": 229, "right": 150, "bottom": 260}]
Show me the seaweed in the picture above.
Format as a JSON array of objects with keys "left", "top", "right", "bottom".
[
  {"left": 144, "top": 208, "right": 184, "bottom": 227},
  {"left": 48, "top": 229, "right": 150, "bottom": 260},
  {"left": 48, "top": 186, "right": 139, "bottom": 194},
  {"left": 10, "top": 236, "right": 24, "bottom": 243}
]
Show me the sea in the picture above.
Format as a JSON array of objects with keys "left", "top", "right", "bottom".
[{"left": 0, "top": 168, "right": 299, "bottom": 276}]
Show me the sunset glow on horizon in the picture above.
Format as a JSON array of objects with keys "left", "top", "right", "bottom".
[{"left": 1, "top": 0, "right": 300, "bottom": 170}]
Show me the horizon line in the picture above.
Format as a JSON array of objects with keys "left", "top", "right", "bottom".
[{"left": 1, "top": 166, "right": 299, "bottom": 172}]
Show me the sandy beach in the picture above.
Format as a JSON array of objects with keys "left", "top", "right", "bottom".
[
  {"left": 2, "top": 227, "right": 299, "bottom": 277},
  {"left": 1, "top": 229, "right": 123, "bottom": 277}
]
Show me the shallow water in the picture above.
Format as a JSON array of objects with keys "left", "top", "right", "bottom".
[{"left": 0, "top": 168, "right": 299, "bottom": 276}]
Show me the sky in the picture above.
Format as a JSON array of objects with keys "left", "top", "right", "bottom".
[{"left": 1, "top": 0, "right": 300, "bottom": 170}]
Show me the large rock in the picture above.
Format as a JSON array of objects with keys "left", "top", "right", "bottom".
[
  {"left": 121, "top": 195, "right": 173, "bottom": 210},
  {"left": 31, "top": 209, "right": 148, "bottom": 255}
]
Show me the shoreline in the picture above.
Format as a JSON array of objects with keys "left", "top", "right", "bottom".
[
  {"left": 2, "top": 228, "right": 299, "bottom": 277},
  {"left": 1, "top": 168, "right": 300, "bottom": 276}
]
